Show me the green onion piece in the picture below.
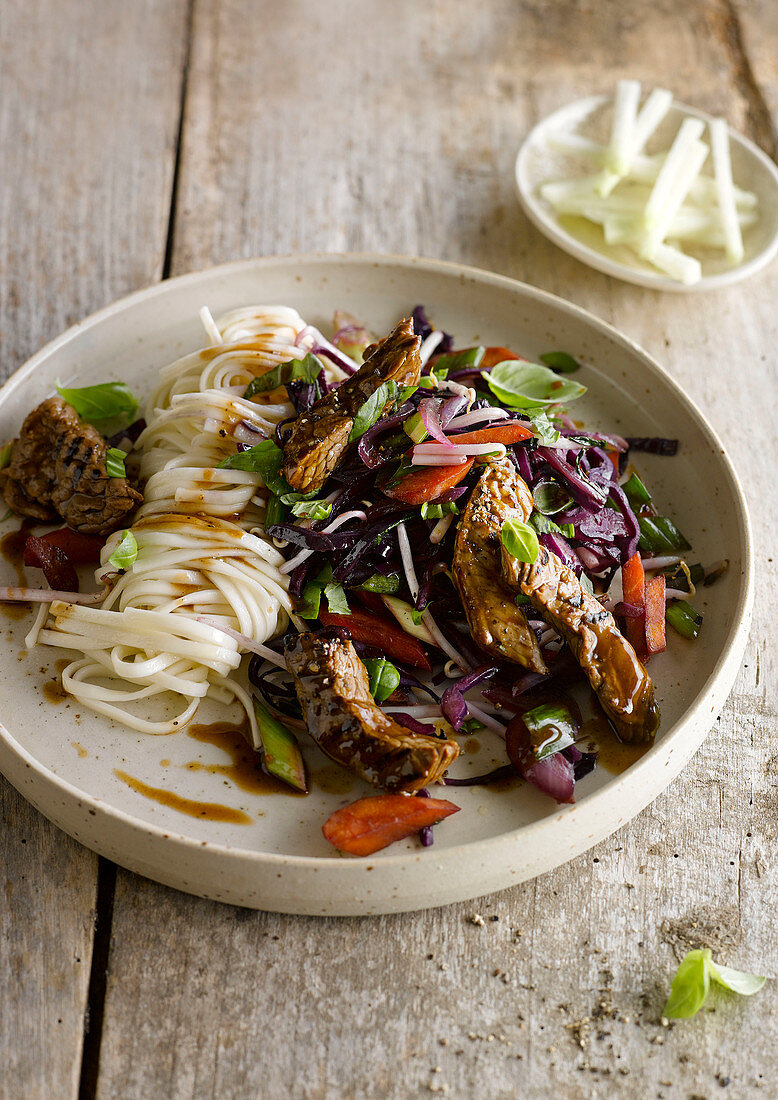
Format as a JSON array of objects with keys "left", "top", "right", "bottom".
[
  {"left": 297, "top": 582, "right": 322, "bottom": 620},
  {"left": 0, "top": 441, "right": 12, "bottom": 471},
  {"left": 357, "top": 572, "right": 400, "bottom": 594},
  {"left": 264, "top": 494, "right": 286, "bottom": 529},
  {"left": 349, "top": 380, "right": 399, "bottom": 442},
  {"left": 56, "top": 380, "right": 139, "bottom": 430},
  {"left": 105, "top": 447, "right": 127, "bottom": 478},
  {"left": 252, "top": 699, "right": 308, "bottom": 793},
  {"left": 420, "top": 500, "right": 459, "bottom": 520},
  {"left": 622, "top": 472, "right": 652, "bottom": 508},
  {"left": 108, "top": 529, "right": 138, "bottom": 571},
  {"left": 501, "top": 517, "right": 539, "bottom": 563},
  {"left": 291, "top": 498, "right": 332, "bottom": 521},
  {"left": 431, "top": 347, "right": 485, "bottom": 372},
  {"left": 665, "top": 599, "right": 703, "bottom": 639},
  {"left": 243, "top": 354, "right": 322, "bottom": 399},
  {"left": 487, "top": 361, "right": 586, "bottom": 409},
  {"left": 323, "top": 582, "right": 350, "bottom": 615},
  {"left": 404, "top": 412, "right": 428, "bottom": 444},
  {"left": 363, "top": 657, "right": 401, "bottom": 703},
  {"left": 410, "top": 604, "right": 428, "bottom": 625},
  {"left": 638, "top": 515, "right": 691, "bottom": 554},
  {"left": 654, "top": 515, "right": 691, "bottom": 551},
  {"left": 539, "top": 351, "right": 581, "bottom": 374},
  {"left": 522, "top": 702, "right": 577, "bottom": 761}
]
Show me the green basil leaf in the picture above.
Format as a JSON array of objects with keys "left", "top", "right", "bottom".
[
  {"left": 501, "top": 518, "right": 539, "bottom": 564},
  {"left": 108, "top": 529, "right": 138, "bottom": 571},
  {"left": 218, "top": 439, "right": 292, "bottom": 496},
  {"left": 410, "top": 604, "right": 428, "bottom": 625},
  {"left": 363, "top": 657, "right": 401, "bottom": 703},
  {"left": 420, "top": 500, "right": 459, "bottom": 520},
  {"left": 461, "top": 717, "right": 483, "bottom": 733},
  {"left": 297, "top": 581, "right": 322, "bottom": 620},
  {"left": 527, "top": 411, "right": 561, "bottom": 446},
  {"left": 430, "top": 347, "right": 485, "bottom": 372},
  {"left": 349, "top": 380, "right": 399, "bottom": 442},
  {"left": 522, "top": 702, "right": 577, "bottom": 761},
  {"left": 324, "top": 582, "right": 350, "bottom": 615},
  {"left": 105, "top": 447, "right": 127, "bottom": 478},
  {"left": 663, "top": 949, "right": 711, "bottom": 1019},
  {"left": 290, "top": 499, "right": 333, "bottom": 521},
  {"left": 532, "top": 481, "right": 571, "bottom": 516},
  {"left": 0, "top": 441, "right": 12, "bottom": 471},
  {"left": 486, "top": 361, "right": 586, "bottom": 409},
  {"left": 708, "top": 959, "right": 767, "bottom": 997},
  {"left": 528, "top": 510, "right": 573, "bottom": 538},
  {"left": 357, "top": 572, "right": 400, "bottom": 594},
  {"left": 243, "top": 354, "right": 322, "bottom": 399},
  {"left": 539, "top": 351, "right": 581, "bottom": 374},
  {"left": 56, "top": 381, "right": 139, "bottom": 430},
  {"left": 515, "top": 592, "right": 530, "bottom": 606},
  {"left": 398, "top": 385, "right": 418, "bottom": 403}
]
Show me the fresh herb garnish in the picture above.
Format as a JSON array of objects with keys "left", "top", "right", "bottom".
[
  {"left": 420, "top": 500, "right": 459, "bottom": 520},
  {"left": 243, "top": 354, "right": 323, "bottom": 399},
  {"left": 410, "top": 604, "right": 428, "bottom": 625},
  {"left": 357, "top": 573, "right": 401, "bottom": 594},
  {"left": 501, "top": 517, "right": 540, "bottom": 563},
  {"left": 430, "top": 347, "right": 485, "bottom": 373},
  {"left": 105, "top": 447, "right": 128, "bottom": 478},
  {"left": 579, "top": 572, "right": 595, "bottom": 595},
  {"left": 290, "top": 498, "right": 333, "bottom": 521},
  {"left": 529, "top": 511, "right": 574, "bottom": 537},
  {"left": 218, "top": 438, "right": 292, "bottom": 496},
  {"left": 56, "top": 381, "right": 139, "bottom": 431},
  {"left": 323, "top": 581, "right": 350, "bottom": 615},
  {"left": 264, "top": 494, "right": 286, "bottom": 528},
  {"left": 527, "top": 411, "right": 562, "bottom": 446},
  {"left": 108, "top": 529, "right": 138, "bottom": 571},
  {"left": 663, "top": 948, "right": 766, "bottom": 1020},
  {"left": 539, "top": 351, "right": 581, "bottom": 374},
  {"left": 349, "top": 381, "right": 400, "bottom": 442},
  {"left": 363, "top": 657, "right": 401, "bottom": 703},
  {"left": 486, "top": 361, "right": 586, "bottom": 409}
]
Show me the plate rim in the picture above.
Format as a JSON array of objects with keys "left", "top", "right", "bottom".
[
  {"left": 515, "top": 93, "right": 778, "bottom": 292},
  {"left": 0, "top": 252, "right": 754, "bottom": 906}
]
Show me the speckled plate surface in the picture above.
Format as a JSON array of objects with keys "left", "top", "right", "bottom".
[{"left": 0, "top": 254, "right": 752, "bottom": 914}]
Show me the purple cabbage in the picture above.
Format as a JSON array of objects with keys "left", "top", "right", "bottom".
[
  {"left": 445, "top": 765, "right": 516, "bottom": 787},
  {"left": 626, "top": 436, "right": 679, "bottom": 456},
  {"left": 536, "top": 447, "right": 608, "bottom": 510},
  {"left": 411, "top": 305, "right": 453, "bottom": 356},
  {"left": 441, "top": 666, "right": 500, "bottom": 730}
]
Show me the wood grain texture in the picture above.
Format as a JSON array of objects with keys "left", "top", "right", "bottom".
[
  {"left": 85, "top": 2, "right": 778, "bottom": 1098},
  {"left": 0, "top": 0, "right": 189, "bottom": 1096}
]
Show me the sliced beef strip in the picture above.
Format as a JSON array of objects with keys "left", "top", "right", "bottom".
[
  {"left": 491, "top": 457, "right": 659, "bottom": 743},
  {"left": 284, "top": 631, "right": 459, "bottom": 792},
  {"left": 0, "top": 396, "right": 142, "bottom": 536},
  {"left": 280, "top": 317, "right": 422, "bottom": 494},
  {"left": 452, "top": 460, "right": 548, "bottom": 675}
]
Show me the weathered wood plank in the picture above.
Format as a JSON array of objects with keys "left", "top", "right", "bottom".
[
  {"left": 0, "top": 0, "right": 189, "bottom": 1095},
  {"left": 83, "top": 0, "right": 778, "bottom": 1096}
]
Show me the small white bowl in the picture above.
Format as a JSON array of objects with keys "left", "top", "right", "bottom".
[{"left": 515, "top": 93, "right": 778, "bottom": 291}]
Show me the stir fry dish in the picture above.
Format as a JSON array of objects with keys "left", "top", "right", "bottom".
[{"left": 0, "top": 303, "right": 721, "bottom": 856}]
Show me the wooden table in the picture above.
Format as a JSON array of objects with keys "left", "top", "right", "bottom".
[{"left": 2, "top": 2, "right": 777, "bottom": 1096}]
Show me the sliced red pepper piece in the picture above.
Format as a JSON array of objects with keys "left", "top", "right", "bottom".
[
  {"left": 318, "top": 605, "right": 432, "bottom": 670},
  {"left": 23, "top": 536, "right": 79, "bottom": 592},
  {"left": 479, "top": 346, "right": 522, "bottom": 368},
  {"left": 644, "top": 574, "right": 667, "bottom": 655},
  {"left": 446, "top": 423, "right": 534, "bottom": 447},
  {"left": 382, "top": 458, "right": 474, "bottom": 506},
  {"left": 23, "top": 527, "right": 104, "bottom": 566},
  {"left": 322, "top": 794, "right": 460, "bottom": 855},
  {"left": 621, "top": 551, "right": 646, "bottom": 657}
]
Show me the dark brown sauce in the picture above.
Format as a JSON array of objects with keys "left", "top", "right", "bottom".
[
  {"left": 43, "top": 678, "right": 67, "bottom": 704},
  {"left": 0, "top": 520, "right": 36, "bottom": 619},
  {"left": 186, "top": 720, "right": 306, "bottom": 796},
  {"left": 310, "top": 762, "right": 356, "bottom": 796},
  {"left": 114, "top": 768, "right": 252, "bottom": 824},
  {"left": 581, "top": 714, "right": 651, "bottom": 775},
  {"left": 463, "top": 737, "right": 481, "bottom": 755}
]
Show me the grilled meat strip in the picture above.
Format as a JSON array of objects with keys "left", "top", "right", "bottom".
[
  {"left": 285, "top": 632, "right": 459, "bottom": 791},
  {"left": 453, "top": 461, "right": 547, "bottom": 674},
  {"left": 489, "top": 457, "right": 659, "bottom": 742},
  {"left": 280, "top": 317, "right": 422, "bottom": 493},
  {"left": 0, "top": 396, "right": 142, "bottom": 536}
]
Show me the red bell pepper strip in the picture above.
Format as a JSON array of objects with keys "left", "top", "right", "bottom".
[
  {"left": 23, "top": 536, "right": 79, "bottom": 592},
  {"left": 24, "top": 528, "right": 104, "bottom": 566},
  {"left": 479, "top": 346, "right": 522, "bottom": 368},
  {"left": 621, "top": 551, "right": 646, "bottom": 657},
  {"left": 644, "top": 574, "right": 667, "bottom": 655},
  {"left": 381, "top": 458, "right": 474, "bottom": 506},
  {"left": 446, "top": 423, "right": 534, "bottom": 447},
  {"left": 322, "top": 794, "right": 460, "bottom": 856},
  {"left": 318, "top": 605, "right": 432, "bottom": 670}
]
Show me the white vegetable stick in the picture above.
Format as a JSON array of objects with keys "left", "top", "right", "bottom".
[
  {"left": 599, "top": 86, "right": 673, "bottom": 196},
  {"left": 710, "top": 118, "right": 744, "bottom": 263},
  {"left": 646, "top": 242, "right": 701, "bottom": 284},
  {"left": 642, "top": 117, "right": 705, "bottom": 227},
  {"left": 604, "top": 79, "right": 641, "bottom": 176},
  {"left": 640, "top": 137, "right": 708, "bottom": 254},
  {"left": 546, "top": 131, "right": 603, "bottom": 158}
]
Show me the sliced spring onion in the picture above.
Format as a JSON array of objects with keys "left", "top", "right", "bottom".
[
  {"left": 107, "top": 530, "right": 138, "bottom": 571},
  {"left": 665, "top": 599, "right": 703, "bottom": 639},
  {"left": 105, "top": 447, "right": 128, "bottom": 478},
  {"left": 253, "top": 698, "right": 308, "bottom": 792},
  {"left": 522, "top": 702, "right": 577, "bottom": 761},
  {"left": 420, "top": 500, "right": 459, "bottom": 520},
  {"left": 622, "top": 472, "right": 652, "bottom": 508}
]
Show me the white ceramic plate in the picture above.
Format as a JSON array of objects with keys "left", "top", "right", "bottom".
[
  {"left": 516, "top": 94, "right": 778, "bottom": 291},
  {"left": 0, "top": 254, "right": 752, "bottom": 915}
]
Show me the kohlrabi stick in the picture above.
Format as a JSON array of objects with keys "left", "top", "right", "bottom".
[
  {"left": 597, "top": 79, "right": 641, "bottom": 195},
  {"left": 640, "top": 138, "right": 709, "bottom": 256},
  {"left": 647, "top": 242, "right": 702, "bottom": 284},
  {"left": 641, "top": 117, "right": 705, "bottom": 230},
  {"left": 710, "top": 118, "right": 745, "bottom": 263},
  {"left": 598, "top": 86, "right": 673, "bottom": 196}
]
